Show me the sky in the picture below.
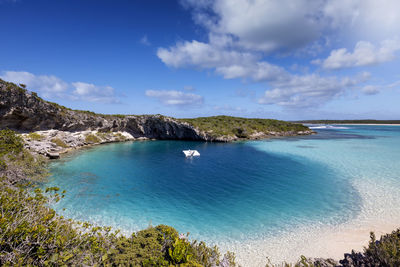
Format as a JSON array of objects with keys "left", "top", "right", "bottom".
[{"left": 1, "top": 0, "right": 400, "bottom": 120}]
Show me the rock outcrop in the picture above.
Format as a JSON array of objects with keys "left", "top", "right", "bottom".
[{"left": 0, "top": 80, "right": 204, "bottom": 141}]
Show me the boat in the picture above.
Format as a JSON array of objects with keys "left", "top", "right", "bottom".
[{"left": 183, "top": 149, "right": 200, "bottom": 157}]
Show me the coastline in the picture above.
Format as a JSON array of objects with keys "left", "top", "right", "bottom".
[
  {"left": 305, "top": 123, "right": 400, "bottom": 126},
  {"left": 22, "top": 129, "right": 314, "bottom": 159}
]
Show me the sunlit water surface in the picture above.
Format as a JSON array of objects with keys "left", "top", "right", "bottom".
[{"left": 47, "top": 125, "right": 400, "bottom": 265}]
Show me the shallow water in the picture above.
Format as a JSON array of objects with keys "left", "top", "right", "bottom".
[{"left": 47, "top": 125, "right": 400, "bottom": 265}]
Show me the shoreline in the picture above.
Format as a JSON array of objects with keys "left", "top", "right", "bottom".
[{"left": 22, "top": 129, "right": 314, "bottom": 159}]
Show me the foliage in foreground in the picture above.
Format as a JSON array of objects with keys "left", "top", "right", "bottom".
[
  {"left": 180, "top": 116, "right": 309, "bottom": 138},
  {"left": 0, "top": 129, "right": 235, "bottom": 266}
]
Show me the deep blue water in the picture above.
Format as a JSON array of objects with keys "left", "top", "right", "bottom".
[{"left": 47, "top": 125, "right": 400, "bottom": 244}]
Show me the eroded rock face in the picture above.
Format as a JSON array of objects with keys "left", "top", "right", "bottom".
[{"left": 0, "top": 82, "right": 203, "bottom": 140}]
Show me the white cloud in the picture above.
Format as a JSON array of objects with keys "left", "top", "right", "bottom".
[
  {"left": 181, "top": 0, "right": 400, "bottom": 53},
  {"left": 181, "top": 0, "right": 323, "bottom": 53},
  {"left": 140, "top": 35, "right": 151, "bottom": 46},
  {"left": 157, "top": 0, "right": 400, "bottom": 109},
  {"left": 316, "top": 40, "right": 400, "bottom": 70},
  {"left": 157, "top": 40, "right": 257, "bottom": 69},
  {"left": 157, "top": 39, "right": 372, "bottom": 108},
  {"left": 361, "top": 85, "right": 380, "bottom": 95},
  {"left": 324, "top": 0, "right": 400, "bottom": 41},
  {"left": 1, "top": 70, "right": 120, "bottom": 103},
  {"left": 258, "top": 73, "right": 370, "bottom": 108},
  {"left": 145, "top": 90, "right": 203, "bottom": 106},
  {"left": 72, "top": 82, "right": 119, "bottom": 103},
  {"left": 0, "top": 71, "right": 68, "bottom": 97}
]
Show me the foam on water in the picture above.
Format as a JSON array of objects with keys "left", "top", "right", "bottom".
[{"left": 47, "top": 125, "right": 400, "bottom": 266}]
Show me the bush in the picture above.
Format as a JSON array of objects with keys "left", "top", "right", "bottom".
[
  {"left": 27, "top": 132, "right": 43, "bottom": 141},
  {"left": 179, "top": 116, "right": 309, "bottom": 139},
  {"left": 85, "top": 134, "right": 101, "bottom": 144},
  {"left": 51, "top": 138, "right": 68, "bottom": 148},
  {"left": 113, "top": 132, "right": 127, "bottom": 141},
  {"left": 0, "top": 129, "right": 24, "bottom": 156}
]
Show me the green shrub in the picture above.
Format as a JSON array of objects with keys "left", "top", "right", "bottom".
[
  {"left": 113, "top": 132, "right": 127, "bottom": 141},
  {"left": 27, "top": 132, "right": 43, "bottom": 141},
  {"left": 0, "top": 129, "right": 24, "bottom": 156},
  {"left": 85, "top": 134, "right": 101, "bottom": 144},
  {"left": 179, "top": 116, "right": 309, "bottom": 139},
  {"left": 51, "top": 138, "right": 68, "bottom": 148}
]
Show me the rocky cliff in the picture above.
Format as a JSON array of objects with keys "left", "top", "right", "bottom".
[{"left": 0, "top": 79, "right": 204, "bottom": 140}]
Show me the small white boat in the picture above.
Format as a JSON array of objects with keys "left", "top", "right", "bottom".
[{"left": 183, "top": 149, "right": 200, "bottom": 157}]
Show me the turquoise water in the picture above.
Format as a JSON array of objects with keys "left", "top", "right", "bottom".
[{"left": 47, "top": 125, "right": 400, "bottom": 247}]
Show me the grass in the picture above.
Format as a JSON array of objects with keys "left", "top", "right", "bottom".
[{"left": 179, "top": 116, "right": 309, "bottom": 138}]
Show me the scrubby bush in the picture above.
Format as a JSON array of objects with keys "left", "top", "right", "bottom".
[
  {"left": 179, "top": 116, "right": 309, "bottom": 139},
  {"left": 85, "top": 134, "right": 101, "bottom": 144},
  {"left": 364, "top": 231, "right": 400, "bottom": 265},
  {"left": 113, "top": 132, "right": 127, "bottom": 141},
  {"left": 27, "top": 132, "right": 43, "bottom": 140},
  {"left": 51, "top": 138, "right": 68, "bottom": 148}
]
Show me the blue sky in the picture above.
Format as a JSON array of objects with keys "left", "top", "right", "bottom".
[{"left": 1, "top": 0, "right": 399, "bottom": 120}]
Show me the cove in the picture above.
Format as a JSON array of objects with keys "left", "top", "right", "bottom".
[{"left": 47, "top": 137, "right": 360, "bottom": 242}]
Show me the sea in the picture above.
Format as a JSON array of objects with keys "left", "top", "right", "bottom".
[{"left": 47, "top": 125, "right": 400, "bottom": 266}]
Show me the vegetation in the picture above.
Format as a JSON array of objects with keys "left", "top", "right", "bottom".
[
  {"left": 180, "top": 116, "right": 309, "bottom": 139},
  {"left": 0, "top": 129, "right": 236, "bottom": 266},
  {"left": 113, "top": 132, "right": 127, "bottom": 141},
  {"left": 85, "top": 134, "right": 101, "bottom": 144},
  {"left": 51, "top": 138, "right": 68, "bottom": 148},
  {"left": 298, "top": 120, "right": 400, "bottom": 124},
  {"left": 27, "top": 132, "right": 43, "bottom": 141}
]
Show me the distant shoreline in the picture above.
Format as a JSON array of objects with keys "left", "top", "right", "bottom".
[{"left": 305, "top": 123, "right": 400, "bottom": 126}]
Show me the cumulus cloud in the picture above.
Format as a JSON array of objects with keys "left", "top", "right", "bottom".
[
  {"left": 315, "top": 40, "right": 400, "bottom": 69},
  {"left": 72, "top": 82, "right": 120, "bottom": 103},
  {"left": 324, "top": 0, "right": 400, "bottom": 41},
  {"left": 157, "top": 0, "right": 400, "bottom": 108},
  {"left": 157, "top": 40, "right": 257, "bottom": 69},
  {"left": 157, "top": 39, "right": 373, "bottom": 108},
  {"left": 361, "top": 85, "right": 380, "bottom": 95},
  {"left": 145, "top": 90, "right": 203, "bottom": 106},
  {"left": 0, "top": 71, "right": 68, "bottom": 98},
  {"left": 259, "top": 73, "right": 370, "bottom": 107},
  {"left": 181, "top": 0, "right": 400, "bottom": 53},
  {"left": 1, "top": 70, "right": 120, "bottom": 103},
  {"left": 181, "top": 0, "right": 323, "bottom": 52}
]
